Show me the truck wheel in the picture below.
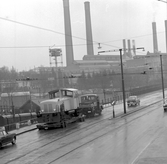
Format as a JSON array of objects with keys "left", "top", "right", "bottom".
[
  {"left": 12, "top": 137, "right": 16, "bottom": 145},
  {"left": 98, "top": 110, "right": 102, "bottom": 115},
  {"left": 61, "top": 121, "right": 66, "bottom": 128},
  {"left": 91, "top": 111, "right": 95, "bottom": 117},
  {"left": 0, "top": 143, "right": 2, "bottom": 149},
  {"left": 80, "top": 117, "right": 84, "bottom": 122}
]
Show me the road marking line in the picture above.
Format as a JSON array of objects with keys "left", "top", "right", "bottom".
[
  {"left": 130, "top": 129, "right": 162, "bottom": 164},
  {"left": 131, "top": 140, "right": 153, "bottom": 164}
]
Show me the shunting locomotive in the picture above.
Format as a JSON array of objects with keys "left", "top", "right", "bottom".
[{"left": 36, "top": 88, "right": 85, "bottom": 130}]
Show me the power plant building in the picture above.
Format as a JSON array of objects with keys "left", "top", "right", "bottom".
[{"left": 34, "top": 1, "right": 167, "bottom": 79}]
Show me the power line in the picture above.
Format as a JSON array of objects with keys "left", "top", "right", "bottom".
[
  {"left": 0, "top": 16, "right": 158, "bottom": 52},
  {"left": 0, "top": 17, "right": 123, "bottom": 49},
  {"left": 0, "top": 17, "right": 91, "bottom": 43},
  {"left": 102, "top": 31, "right": 165, "bottom": 44},
  {"left": 0, "top": 43, "right": 96, "bottom": 49}
]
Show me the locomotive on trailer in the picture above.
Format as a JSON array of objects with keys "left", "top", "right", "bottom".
[{"left": 36, "top": 88, "right": 85, "bottom": 130}]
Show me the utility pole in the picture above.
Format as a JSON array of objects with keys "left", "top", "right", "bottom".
[
  {"left": 98, "top": 47, "right": 144, "bottom": 114},
  {"left": 119, "top": 49, "right": 126, "bottom": 114}
]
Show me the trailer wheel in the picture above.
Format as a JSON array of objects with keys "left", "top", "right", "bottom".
[
  {"left": 61, "top": 121, "right": 66, "bottom": 128},
  {"left": 98, "top": 110, "right": 102, "bottom": 115},
  {"left": 80, "top": 117, "right": 83, "bottom": 122},
  {"left": 91, "top": 111, "right": 95, "bottom": 117},
  {"left": 11, "top": 137, "right": 16, "bottom": 145}
]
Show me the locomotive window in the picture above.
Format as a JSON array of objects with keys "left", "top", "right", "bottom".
[{"left": 62, "top": 90, "right": 73, "bottom": 97}]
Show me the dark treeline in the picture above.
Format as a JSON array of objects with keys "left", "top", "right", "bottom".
[{"left": 0, "top": 66, "right": 166, "bottom": 95}]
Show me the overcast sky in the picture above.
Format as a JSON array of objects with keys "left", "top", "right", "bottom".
[{"left": 0, "top": 0, "right": 166, "bottom": 71}]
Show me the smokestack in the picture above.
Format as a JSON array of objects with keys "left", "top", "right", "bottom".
[
  {"left": 84, "top": 1, "right": 94, "bottom": 56},
  {"left": 152, "top": 22, "right": 158, "bottom": 53},
  {"left": 127, "top": 39, "right": 133, "bottom": 58},
  {"left": 123, "top": 39, "right": 127, "bottom": 55},
  {"left": 132, "top": 40, "right": 136, "bottom": 55},
  {"left": 127, "top": 39, "right": 131, "bottom": 53},
  {"left": 165, "top": 20, "right": 167, "bottom": 53},
  {"left": 63, "top": 0, "right": 74, "bottom": 67}
]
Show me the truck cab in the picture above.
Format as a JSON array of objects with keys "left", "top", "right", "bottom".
[{"left": 79, "top": 94, "right": 103, "bottom": 117}]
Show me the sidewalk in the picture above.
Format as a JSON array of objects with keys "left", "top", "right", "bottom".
[{"left": 11, "top": 124, "right": 37, "bottom": 135}]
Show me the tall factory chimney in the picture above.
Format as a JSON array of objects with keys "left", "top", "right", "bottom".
[
  {"left": 132, "top": 40, "right": 136, "bottom": 56},
  {"left": 152, "top": 22, "right": 158, "bottom": 53},
  {"left": 63, "top": 0, "right": 74, "bottom": 67},
  {"left": 127, "top": 39, "right": 131, "bottom": 53},
  {"left": 127, "top": 39, "right": 132, "bottom": 58},
  {"left": 123, "top": 39, "right": 127, "bottom": 55},
  {"left": 84, "top": 1, "right": 94, "bottom": 56},
  {"left": 165, "top": 20, "right": 167, "bottom": 53}
]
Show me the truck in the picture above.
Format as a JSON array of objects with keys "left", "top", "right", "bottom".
[
  {"left": 79, "top": 94, "right": 103, "bottom": 117},
  {"left": 36, "top": 88, "right": 85, "bottom": 130}
]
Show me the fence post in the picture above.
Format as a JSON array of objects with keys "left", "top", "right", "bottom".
[{"left": 113, "top": 105, "right": 115, "bottom": 118}]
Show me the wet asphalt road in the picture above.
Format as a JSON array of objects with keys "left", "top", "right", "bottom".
[{"left": 0, "top": 91, "right": 166, "bottom": 164}]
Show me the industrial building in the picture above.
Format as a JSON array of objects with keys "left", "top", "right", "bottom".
[{"left": 34, "top": 0, "right": 167, "bottom": 83}]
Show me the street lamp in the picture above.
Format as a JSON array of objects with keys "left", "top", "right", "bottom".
[{"left": 98, "top": 47, "right": 144, "bottom": 114}]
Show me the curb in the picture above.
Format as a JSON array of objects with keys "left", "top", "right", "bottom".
[{"left": 16, "top": 127, "right": 37, "bottom": 136}]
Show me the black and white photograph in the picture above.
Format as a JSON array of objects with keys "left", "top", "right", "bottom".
[{"left": 0, "top": 0, "right": 167, "bottom": 163}]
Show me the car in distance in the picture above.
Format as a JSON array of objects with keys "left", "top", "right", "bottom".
[
  {"left": 127, "top": 96, "right": 140, "bottom": 107},
  {"left": 0, "top": 127, "right": 16, "bottom": 149}
]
